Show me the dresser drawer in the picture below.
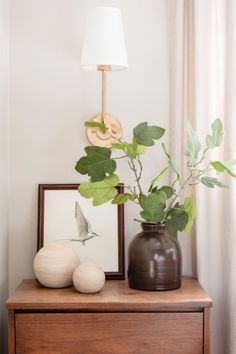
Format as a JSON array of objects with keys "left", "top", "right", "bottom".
[{"left": 15, "top": 312, "right": 203, "bottom": 354}]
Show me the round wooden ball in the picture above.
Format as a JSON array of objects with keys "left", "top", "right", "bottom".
[
  {"left": 34, "top": 243, "right": 80, "bottom": 288},
  {"left": 73, "top": 262, "right": 105, "bottom": 294}
]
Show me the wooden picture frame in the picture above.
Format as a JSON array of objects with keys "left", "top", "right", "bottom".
[{"left": 38, "top": 184, "right": 125, "bottom": 280}]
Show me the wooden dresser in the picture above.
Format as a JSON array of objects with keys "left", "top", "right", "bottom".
[{"left": 6, "top": 278, "right": 212, "bottom": 354}]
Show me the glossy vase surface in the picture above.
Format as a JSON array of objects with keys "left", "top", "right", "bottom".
[{"left": 128, "top": 223, "right": 182, "bottom": 291}]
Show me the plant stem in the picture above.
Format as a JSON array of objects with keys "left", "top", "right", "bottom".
[
  {"left": 128, "top": 157, "right": 143, "bottom": 195},
  {"left": 124, "top": 184, "right": 137, "bottom": 196},
  {"left": 171, "top": 175, "right": 180, "bottom": 189},
  {"left": 164, "top": 164, "right": 213, "bottom": 219},
  {"left": 197, "top": 167, "right": 213, "bottom": 177},
  {"left": 193, "top": 147, "right": 209, "bottom": 167},
  {"left": 137, "top": 155, "right": 143, "bottom": 183},
  {"left": 113, "top": 155, "right": 127, "bottom": 160},
  {"left": 164, "top": 172, "right": 193, "bottom": 218}
]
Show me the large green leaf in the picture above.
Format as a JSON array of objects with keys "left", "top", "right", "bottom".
[
  {"left": 184, "top": 122, "right": 201, "bottom": 166},
  {"left": 78, "top": 174, "right": 119, "bottom": 206},
  {"left": 210, "top": 161, "right": 236, "bottom": 178},
  {"left": 75, "top": 146, "right": 116, "bottom": 182},
  {"left": 133, "top": 122, "right": 165, "bottom": 146},
  {"left": 183, "top": 195, "right": 196, "bottom": 233},
  {"left": 154, "top": 186, "right": 175, "bottom": 199},
  {"left": 111, "top": 193, "right": 136, "bottom": 204},
  {"left": 165, "top": 203, "right": 188, "bottom": 239},
  {"left": 206, "top": 118, "right": 224, "bottom": 148},
  {"left": 139, "top": 194, "right": 147, "bottom": 209},
  {"left": 201, "top": 176, "right": 228, "bottom": 188},
  {"left": 140, "top": 192, "right": 167, "bottom": 223}
]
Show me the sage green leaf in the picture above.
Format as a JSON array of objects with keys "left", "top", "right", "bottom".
[
  {"left": 166, "top": 204, "right": 188, "bottom": 239},
  {"left": 201, "top": 176, "right": 228, "bottom": 188},
  {"left": 154, "top": 186, "right": 175, "bottom": 199},
  {"left": 112, "top": 193, "right": 136, "bottom": 204},
  {"left": 140, "top": 192, "right": 167, "bottom": 223},
  {"left": 206, "top": 118, "right": 224, "bottom": 148},
  {"left": 214, "top": 180, "right": 228, "bottom": 188},
  {"left": 148, "top": 167, "right": 169, "bottom": 192},
  {"left": 210, "top": 161, "right": 236, "bottom": 178},
  {"left": 184, "top": 122, "right": 201, "bottom": 166},
  {"left": 84, "top": 121, "right": 108, "bottom": 133},
  {"left": 75, "top": 146, "right": 116, "bottom": 182},
  {"left": 201, "top": 177, "right": 215, "bottom": 188},
  {"left": 168, "top": 159, "right": 180, "bottom": 176},
  {"left": 183, "top": 195, "right": 196, "bottom": 233},
  {"left": 161, "top": 143, "right": 171, "bottom": 160},
  {"left": 161, "top": 143, "right": 180, "bottom": 178},
  {"left": 78, "top": 174, "right": 119, "bottom": 206},
  {"left": 133, "top": 122, "right": 165, "bottom": 146},
  {"left": 225, "top": 158, "right": 236, "bottom": 169}
]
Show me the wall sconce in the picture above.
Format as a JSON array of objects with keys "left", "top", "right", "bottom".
[{"left": 81, "top": 7, "right": 128, "bottom": 147}]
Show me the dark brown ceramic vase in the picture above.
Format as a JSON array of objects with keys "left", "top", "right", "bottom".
[{"left": 128, "top": 223, "right": 182, "bottom": 291}]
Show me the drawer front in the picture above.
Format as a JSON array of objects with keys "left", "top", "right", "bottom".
[{"left": 15, "top": 312, "right": 203, "bottom": 354}]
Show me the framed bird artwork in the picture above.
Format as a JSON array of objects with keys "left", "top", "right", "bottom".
[{"left": 37, "top": 184, "right": 125, "bottom": 279}]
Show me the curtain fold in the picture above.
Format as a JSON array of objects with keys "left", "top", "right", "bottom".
[
  {"left": 167, "top": 1, "right": 236, "bottom": 353},
  {"left": 167, "top": 0, "right": 197, "bottom": 277}
]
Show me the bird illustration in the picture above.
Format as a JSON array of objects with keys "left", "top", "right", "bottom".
[{"left": 67, "top": 201, "right": 100, "bottom": 245}]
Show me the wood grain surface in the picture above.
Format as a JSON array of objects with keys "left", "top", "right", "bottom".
[
  {"left": 15, "top": 312, "right": 203, "bottom": 354},
  {"left": 8, "top": 310, "right": 15, "bottom": 354},
  {"left": 7, "top": 278, "right": 212, "bottom": 354},
  {"left": 6, "top": 277, "right": 212, "bottom": 311},
  {"left": 204, "top": 308, "right": 211, "bottom": 354}
]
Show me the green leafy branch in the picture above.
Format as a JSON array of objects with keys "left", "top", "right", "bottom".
[{"left": 75, "top": 118, "right": 236, "bottom": 239}]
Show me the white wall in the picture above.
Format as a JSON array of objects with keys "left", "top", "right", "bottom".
[
  {"left": 0, "top": 0, "right": 9, "bottom": 352},
  {"left": 9, "top": 0, "right": 170, "bottom": 292}
]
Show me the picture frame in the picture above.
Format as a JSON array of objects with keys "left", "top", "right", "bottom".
[{"left": 37, "top": 184, "right": 125, "bottom": 280}]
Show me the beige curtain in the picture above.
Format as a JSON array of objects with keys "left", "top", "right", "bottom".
[{"left": 167, "top": 1, "right": 236, "bottom": 353}]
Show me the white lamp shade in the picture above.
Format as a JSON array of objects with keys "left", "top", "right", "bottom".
[{"left": 81, "top": 7, "right": 128, "bottom": 71}]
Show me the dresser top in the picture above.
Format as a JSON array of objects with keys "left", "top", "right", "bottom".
[{"left": 6, "top": 277, "right": 212, "bottom": 311}]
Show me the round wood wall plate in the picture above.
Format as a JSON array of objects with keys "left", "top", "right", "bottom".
[{"left": 86, "top": 114, "right": 123, "bottom": 148}]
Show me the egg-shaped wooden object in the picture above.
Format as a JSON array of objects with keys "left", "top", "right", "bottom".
[
  {"left": 34, "top": 243, "right": 80, "bottom": 288},
  {"left": 73, "top": 262, "right": 105, "bottom": 294}
]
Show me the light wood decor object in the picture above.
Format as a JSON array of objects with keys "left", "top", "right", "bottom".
[
  {"left": 6, "top": 277, "right": 212, "bottom": 354},
  {"left": 86, "top": 65, "right": 123, "bottom": 147}
]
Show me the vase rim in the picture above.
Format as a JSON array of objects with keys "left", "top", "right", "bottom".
[{"left": 141, "top": 222, "right": 165, "bottom": 231}]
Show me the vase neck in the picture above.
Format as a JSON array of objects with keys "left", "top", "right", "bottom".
[{"left": 141, "top": 223, "right": 165, "bottom": 233}]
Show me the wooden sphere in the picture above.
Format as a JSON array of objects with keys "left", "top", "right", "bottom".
[
  {"left": 34, "top": 243, "right": 80, "bottom": 288},
  {"left": 73, "top": 262, "right": 105, "bottom": 294}
]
